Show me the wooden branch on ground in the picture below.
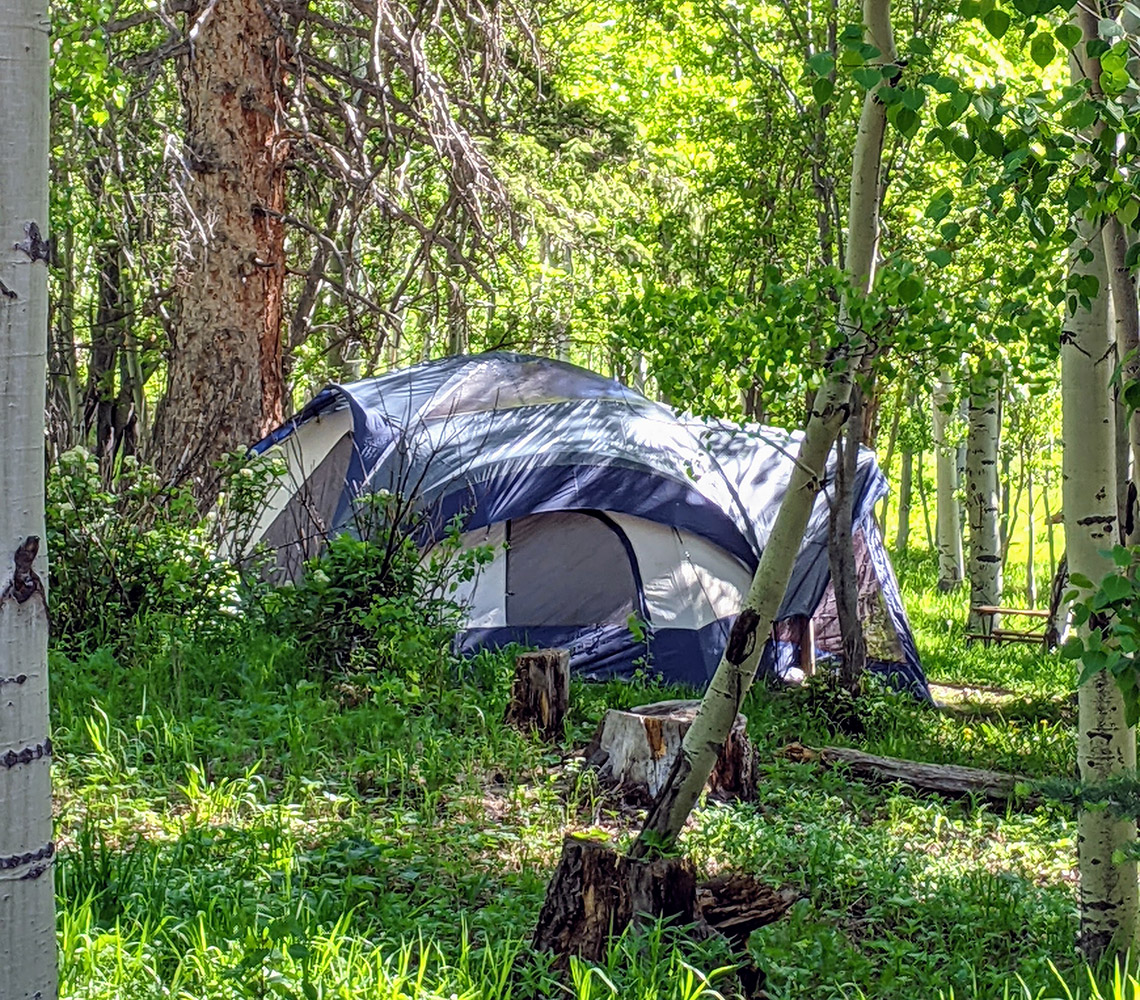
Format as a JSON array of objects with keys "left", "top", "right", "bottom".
[{"left": 782, "top": 743, "right": 1030, "bottom": 804}]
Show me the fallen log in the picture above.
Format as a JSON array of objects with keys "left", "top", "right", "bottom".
[
  {"left": 783, "top": 743, "right": 1030, "bottom": 804},
  {"left": 587, "top": 700, "right": 757, "bottom": 805}
]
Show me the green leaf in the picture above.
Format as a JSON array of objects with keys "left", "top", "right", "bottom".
[
  {"left": 1102, "top": 574, "right": 1133, "bottom": 602},
  {"left": 1099, "top": 16, "right": 1124, "bottom": 38},
  {"left": 813, "top": 77, "right": 835, "bottom": 103},
  {"left": 926, "top": 197, "right": 952, "bottom": 221},
  {"left": 1061, "top": 636, "right": 1085, "bottom": 660},
  {"left": 1071, "top": 572, "right": 1095, "bottom": 589},
  {"left": 952, "top": 135, "right": 978, "bottom": 162},
  {"left": 893, "top": 106, "right": 920, "bottom": 137},
  {"left": 983, "top": 9, "right": 1011, "bottom": 38},
  {"left": 1055, "top": 23, "right": 1081, "bottom": 49},
  {"left": 926, "top": 248, "right": 953, "bottom": 267},
  {"left": 1125, "top": 242, "right": 1140, "bottom": 270},
  {"left": 898, "top": 276, "right": 924, "bottom": 302},
  {"left": 808, "top": 52, "right": 836, "bottom": 76},
  {"left": 1030, "top": 32, "right": 1056, "bottom": 67},
  {"left": 936, "top": 100, "right": 961, "bottom": 126},
  {"left": 853, "top": 66, "right": 882, "bottom": 89}
]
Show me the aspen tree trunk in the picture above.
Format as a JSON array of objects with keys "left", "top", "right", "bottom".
[
  {"left": 876, "top": 385, "right": 903, "bottom": 533},
  {"left": 0, "top": 0, "right": 56, "bottom": 996},
  {"left": 1103, "top": 218, "right": 1140, "bottom": 544},
  {"left": 916, "top": 448, "right": 935, "bottom": 550},
  {"left": 1026, "top": 466, "right": 1037, "bottom": 608},
  {"left": 631, "top": 0, "right": 895, "bottom": 857},
  {"left": 1066, "top": 214, "right": 1138, "bottom": 961},
  {"left": 896, "top": 448, "right": 912, "bottom": 554},
  {"left": 933, "top": 375, "right": 964, "bottom": 590},
  {"left": 155, "top": 0, "right": 288, "bottom": 495},
  {"left": 828, "top": 387, "right": 868, "bottom": 695},
  {"left": 1067, "top": 7, "right": 1138, "bottom": 958},
  {"left": 966, "top": 367, "right": 1002, "bottom": 633}
]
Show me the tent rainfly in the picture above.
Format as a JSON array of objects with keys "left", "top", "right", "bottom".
[{"left": 244, "top": 352, "right": 929, "bottom": 700}]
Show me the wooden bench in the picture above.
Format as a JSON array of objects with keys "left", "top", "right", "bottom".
[{"left": 967, "top": 605, "right": 1050, "bottom": 646}]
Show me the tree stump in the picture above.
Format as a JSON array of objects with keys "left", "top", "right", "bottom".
[
  {"left": 533, "top": 836, "right": 797, "bottom": 964},
  {"left": 532, "top": 835, "right": 699, "bottom": 962},
  {"left": 587, "top": 700, "right": 757, "bottom": 804},
  {"left": 504, "top": 648, "right": 570, "bottom": 740}
]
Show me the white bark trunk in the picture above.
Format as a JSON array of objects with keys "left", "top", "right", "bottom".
[
  {"left": 631, "top": 375, "right": 852, "bottom": 855},
  {"left": 632, "top": 0, "right": 894, "bottom": 856},
  {"left": 1066, "top": 4, "right": 1138, "bottom": 959},
  {"left": 933, "top": 376, "right": 964, "bottom": 591},
  {"left": 0, "top": 0, "right": 56, "bottom": 996},
  {"left": 1066, "top": 215, "right": 1139, "bottom": 961},
  {"left": 1026, "top": 470, "right": 1037, "bottom": 608},
  {"left": 966, "top": 367, "right": 1002, "bottom": 632},
  {"left": 1103, "top": 218, "right": 1140, "bottom": 544}
]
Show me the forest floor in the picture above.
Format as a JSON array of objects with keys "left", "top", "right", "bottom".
[{"left": 51, "top": 552, "right": 1121, "bottom": 1000}]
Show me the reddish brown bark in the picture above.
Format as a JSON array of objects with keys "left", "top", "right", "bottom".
[{"left": 156, "top": 0, "right": 288, "bottom": 493}]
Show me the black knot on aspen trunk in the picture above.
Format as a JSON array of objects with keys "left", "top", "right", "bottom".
[
  {"left": 13, "top": 221, "right": 51, "bottom": 264},
  {"left": 725, "top": 608, "right": 761, "bottom": 666}
]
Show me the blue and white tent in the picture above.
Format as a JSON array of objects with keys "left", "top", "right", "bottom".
[{"left": 246, "top": 352, "right": 929, "bottom": 699}]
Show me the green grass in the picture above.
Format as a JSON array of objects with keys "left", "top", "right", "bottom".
[{"left": 49, "top": 549, "right": 1133, "bottom": 1000}]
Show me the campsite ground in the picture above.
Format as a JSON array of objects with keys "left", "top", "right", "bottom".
[{"left": 52, "top": 550, "right": 1108, "bottom": 1000}]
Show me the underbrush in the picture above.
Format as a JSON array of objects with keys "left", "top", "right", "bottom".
[{"left": 42, "top": 460, "right": 1127, "bottom": 999}]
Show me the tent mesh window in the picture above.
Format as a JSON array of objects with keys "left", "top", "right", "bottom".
[{"left": 505, "top": 512, "right": 638, "bottom": 627}]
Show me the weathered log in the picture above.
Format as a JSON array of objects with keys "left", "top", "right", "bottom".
[
  {"left": 532, "top": 835, "right": 699, "bottom": 962},
  {"left": 587, "top": 700, "right": 757, "bottom": 805},
  {"left": 783, "top": 743, "right": 1029, "bottom": 803},
  {"left": 504, "top": 648, "right": 570, "bottom": 740},
  {"left": 696, "top": 874, "right": 800, "bottom": 944}
]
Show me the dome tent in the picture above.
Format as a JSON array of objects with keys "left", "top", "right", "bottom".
[{"left": 245, "top": 352, "right": 929, "bottom": 700}]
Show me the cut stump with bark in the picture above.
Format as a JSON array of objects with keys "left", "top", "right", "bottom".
[
  {"left": 504, "top": 648, "right": 570, "bottom": 741},
  {"left": 533, "top": 837, "right": 797, "bottom": 964},
  {"left": 783, "top": 743, "right": 1030, "bottom": 804},
  {"left": 587, "top": 700, "right": 757, "bottom": 805},
  {"left": 532, "top": 835, "right": 698, "bottom": 962}
]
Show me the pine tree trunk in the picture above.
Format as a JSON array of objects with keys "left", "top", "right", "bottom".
[
  {"left": 966, "top": 367, "right": 1003, "bottom": 632},
  {"left": 630, "top": 0, "right": 895, "bottom": 859},
  {"left": 0, "top": 1, "right": 56, "bottom": 994},
  {"left": 933, "top": 375, "right": 964, "bottom": 590},
  {"left": 155, "top": 0, "right": 288, "bottom": 495}
]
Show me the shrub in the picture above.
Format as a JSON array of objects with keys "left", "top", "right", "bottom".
[
  {"left": 256, "top": 492, "right": 494, "bottom": 684},
  {"left": 46, "top": 448, "right": 238, "bottom": 654}
]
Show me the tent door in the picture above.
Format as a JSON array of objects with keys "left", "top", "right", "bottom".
[{"left": 505, "top": 511, "right": 644, "bottom": 628}]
